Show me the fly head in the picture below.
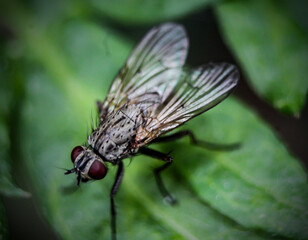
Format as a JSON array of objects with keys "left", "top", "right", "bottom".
[{"left": 65, "top": 146, "right": 108, "bottom": 185}]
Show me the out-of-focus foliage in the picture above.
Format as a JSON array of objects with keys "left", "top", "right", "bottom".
[
  {"left": 216, "top": 0, "right": 308, "bottom": 115},
  {"left": 90, "top": 0, "right": 219, "bottom": 25},
  {"left": 1, "top": 0, "right": 308, "bottom": 239},
  {"left": 0, "top": 120, "right": 30, "bottom": 198},
  {"left": 0, "top": 50, "right": 29, "bottom": 239},
  {"left": 0, "top": 50, "right": 30, "bottom": 198}
]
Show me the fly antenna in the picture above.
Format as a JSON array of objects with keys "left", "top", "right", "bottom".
[
  {"left": 53, "top": 166, "right": 75, "bottom": 173},
  {"left": 64, "top": 168, "right": 76, "bottom": 175},
  {"left": 53, "top": 166, "right": 68, "bottom": 171}
]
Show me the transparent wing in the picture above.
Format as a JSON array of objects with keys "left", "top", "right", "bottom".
[
  {"left": 98, "top": 23, "right": 188, "bottom": 119},
  {"left": 134, "top": 63, "right": 239, "bottom": 146}
]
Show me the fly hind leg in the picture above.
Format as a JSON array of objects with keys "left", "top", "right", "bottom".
[
  {"left": 139, "top": 147, "right": 177, "bottom": 205},
  {"left": 152, "top": 130, "right": 240, "bottom": 151}
]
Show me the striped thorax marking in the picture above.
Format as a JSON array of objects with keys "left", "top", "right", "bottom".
[{"left": 88, "top": 104, "right": 143, "bottom": 162}]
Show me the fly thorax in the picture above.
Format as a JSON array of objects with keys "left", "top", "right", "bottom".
[{"left": 88, "top": 105, "right": 144, "bottom": 162}]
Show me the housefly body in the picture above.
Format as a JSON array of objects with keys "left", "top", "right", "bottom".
[{"left": 65, "top": 23, "right": 239, "bottom": 240}]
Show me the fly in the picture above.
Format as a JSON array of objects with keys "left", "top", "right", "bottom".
[{"left": 65, "top": 23, "right": 239, "bottom": 240}]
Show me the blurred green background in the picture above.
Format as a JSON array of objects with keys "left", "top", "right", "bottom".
[{"left": 1, "top": 0, "right": 308, "bottom": 239}]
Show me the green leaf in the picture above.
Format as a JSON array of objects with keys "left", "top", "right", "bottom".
[
  {"left": 166, "top": 98, "right": 308, "bottom": 239},
  {"left": 5, "top": 2, "right": 308, "bottom": 240},
  {"left": 16, "top": 19, "right": 308, "bottom": 240},
  {"left": 215, "top": 0, "right": 308, "bottom": 115},
  {"left": 90, "top": 0, "right": 218, "bottom": 25},
  {"left": 0, "top": 108, "right": 29, "bottom": 198},
  {"left": 0, "top": 51, "right": 30, "bottom": 198},
  {"left": 21, "top": 72, "right": 273, "bottom": 240},
  {"left": 0, "top": 150, "right": 30, "bottom": 198}
]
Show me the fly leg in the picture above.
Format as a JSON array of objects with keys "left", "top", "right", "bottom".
[
  {"left": 152, "top": 130, "right": 240, "bottom": 151},
  {"left": 139, "top": 147, "right": 177, "bottom": 205},
  {"left": 110, "top": 161, "right": 124, "bottom": 240}
]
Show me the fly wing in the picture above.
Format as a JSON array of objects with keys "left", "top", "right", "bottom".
[
  {"left": 134, "top": 63, "right": 239, "bottom": 147},
  {"left": 98, "top": 23, "right": 188, "bottom": 120}
]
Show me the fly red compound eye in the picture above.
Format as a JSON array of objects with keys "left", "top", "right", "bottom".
[
  {"left": 88, "top": 160, "right": 108, "bottom": 180},
  {"left": 71, "top": 146, "right": 84, "bottom": 163}
]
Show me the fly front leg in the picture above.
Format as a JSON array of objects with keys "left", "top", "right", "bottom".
[
  {"left": 139, "top": 147, "right": 177, "bottom": 205},
  {"left": 152, "top": 130, "right": 240, "bottom": 151},
  {"left": 110, "top": 161, "right": 124, "bottom": 240}
]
